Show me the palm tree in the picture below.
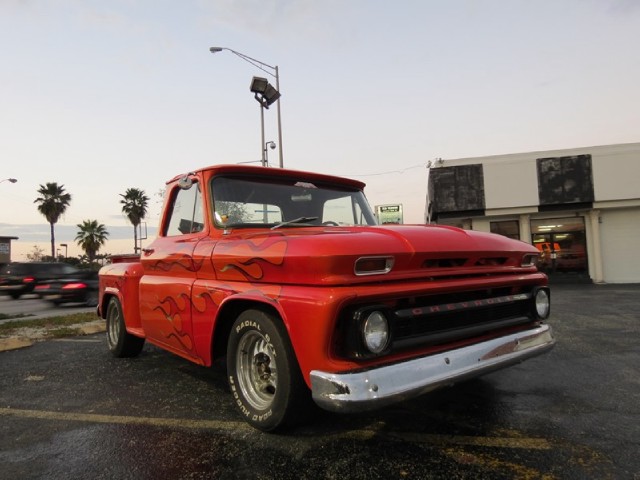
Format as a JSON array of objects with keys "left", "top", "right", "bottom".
[
  {"left": 75, "top": 219, "right": 109, "bottom": 264},
  {"left": 120, "top": 188, "right": 149, "bottom": 253},
  {"left": 34, "top": 182, "right": 72, "bottom": 259}
]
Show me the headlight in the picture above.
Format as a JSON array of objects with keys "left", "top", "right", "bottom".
[
  {"left": 362, "top": 310, "right": 389, "bottom": 354},
  {"left": 534, "top": 288, "right": 551, "bottom": 319}
]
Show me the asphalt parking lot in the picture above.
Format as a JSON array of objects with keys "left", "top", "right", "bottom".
[{"left": 0, "top": 284, "right": 638, "bottom": 479}]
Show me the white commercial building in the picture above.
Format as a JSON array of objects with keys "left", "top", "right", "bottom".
[{"left": 428, "top": 142, "right": 640, "bottom": 284}]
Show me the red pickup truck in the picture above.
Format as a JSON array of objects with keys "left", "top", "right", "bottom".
[{"left": 98, "top": 164, "right": 555, "bottom": 431}]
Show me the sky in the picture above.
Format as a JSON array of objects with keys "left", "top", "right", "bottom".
[{"left": 1, "top": 0, "right": 639, "bottom": 260}]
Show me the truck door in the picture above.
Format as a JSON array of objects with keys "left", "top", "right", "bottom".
[{"left": 139, "top": 178, "right": 207, "bottom": 362}]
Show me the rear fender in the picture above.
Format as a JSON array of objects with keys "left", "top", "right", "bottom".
[{"left": 98, "top": 262, "right": 144, "bottom": 331}]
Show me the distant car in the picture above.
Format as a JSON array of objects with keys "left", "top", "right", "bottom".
[
  {"left": 35, "top": 270, "right": 99, "bottom": 307},
  {"left": 0, "top": 262, "right": 88, "bottom": 300}
]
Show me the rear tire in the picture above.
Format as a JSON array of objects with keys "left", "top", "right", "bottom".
[
  {"left": 227, "top": 309, "right": 311, "bottom": 432},
  {"left": 106, "top": 297, "right": 144, "bottom": 358},
  {"left": 85, "top": 289, "right": 99, "bottom": 307}
]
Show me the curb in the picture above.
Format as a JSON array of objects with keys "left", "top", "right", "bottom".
[
  {"left": 0, "top": 337, "right": 34, "bottom": 351},
  {"left": 0, "top": 320, "right": 106, "bottom": 353}
]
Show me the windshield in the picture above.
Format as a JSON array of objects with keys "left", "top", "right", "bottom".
[{"left": 211, "top": 175, "right": 377, "bottom": 228}]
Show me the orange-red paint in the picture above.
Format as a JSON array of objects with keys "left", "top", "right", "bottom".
[{"left": 98, "top": 164, "right": 548, "bottom": 386}]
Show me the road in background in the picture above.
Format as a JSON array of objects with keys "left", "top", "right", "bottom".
[{"left": 0, "top": 295, "right": 94, "bottom": 323}]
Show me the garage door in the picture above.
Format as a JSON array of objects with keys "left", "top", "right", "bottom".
[{"left": 601, "top": 208, "right": 640, "bottom": 283}]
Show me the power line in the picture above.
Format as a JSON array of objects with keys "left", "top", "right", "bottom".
[{"left": 344, "top": 163, "right": 427, "bottom": 178}]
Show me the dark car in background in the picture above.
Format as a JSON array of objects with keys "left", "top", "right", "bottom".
[
  {"left": 0, "top": 262, "right": 97, "bottom": 302},
  {"left": 35, "top": 270, "right": 99, "bottom": 307},
  {"left": 1, "top": 262, "right": 76, "bottom": 299}
]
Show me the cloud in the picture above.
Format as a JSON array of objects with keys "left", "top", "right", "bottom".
[
  {"left": 607, "top": 0, "right": 640, "bottom": 15},
  {"left": 198, "top": 0, "right": 355, "bottom": 45}
]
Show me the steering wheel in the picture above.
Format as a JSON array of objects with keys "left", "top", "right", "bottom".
[{"left": 322, "top": 221, "right": 339, "bottom": 226}]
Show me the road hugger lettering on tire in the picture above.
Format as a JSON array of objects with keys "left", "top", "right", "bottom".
[
  {"left": 226, "top": 309, "right": 308, "bottom": 431},
  {"left": 235, "top": 320, "right": 261, "bottom": 334}
]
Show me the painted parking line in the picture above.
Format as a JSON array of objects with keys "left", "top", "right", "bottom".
[
  {"left": 0, "top": 407, "right": 551, "bottom": 450},
  {"left": 0, "top": 407, "right": 251, "bottom": 433},
  {"left": 388, "top": 431, "right": 551, "bottom": 450}
]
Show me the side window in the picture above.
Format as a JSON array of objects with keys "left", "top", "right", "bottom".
[
  {"left": 323, "top": 196, "right": 363, "bottom": 225},
  {"left": 60, "top": 264, "right": 77, "bottom": 275},
  {"left": 165, "top": 182, "right": 204, "bottom": 236},
  {"left": 45, "top": 264, "right": 64, "bottom": 276}
]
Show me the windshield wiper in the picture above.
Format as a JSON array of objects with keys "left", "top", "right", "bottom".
[{"left": 271, "top": 216, "right": 318, "bottom": 230}]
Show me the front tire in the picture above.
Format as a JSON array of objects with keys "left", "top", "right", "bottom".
[
  {"left": 227, "top": 309, "right": 311, "bottom": 432},
  {"left": 106, "top": 297, "right": 144, "bottom": 358}
]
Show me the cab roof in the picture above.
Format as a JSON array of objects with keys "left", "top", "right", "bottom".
[{"left": 166, "top": 164, "right": 366, "bottom": 190}]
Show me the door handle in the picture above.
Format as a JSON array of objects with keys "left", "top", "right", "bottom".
[{"left": 141, "top": 248, "right": 155, "bottom": 255}]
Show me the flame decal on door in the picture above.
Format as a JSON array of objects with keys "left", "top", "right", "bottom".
[{"left": 214, "top": 238, "right": 287, "bottom": 282}]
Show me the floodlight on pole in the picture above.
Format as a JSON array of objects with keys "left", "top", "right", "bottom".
[
  {"left": 247, "top": 75, "right": 281, "bottom": 167},
  {"left": 1, "top": 178, "right": 17, "bottom": 184},
  {"left": 250, "top": 76, "right": 280, "bottom": 108},
  {"left": 209, "top": 46, "right": 284, "bottom": 168}
]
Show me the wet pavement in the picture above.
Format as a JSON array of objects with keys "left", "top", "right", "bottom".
[{"left": 0, "top": 284, "right": 638, "bottom": 479}]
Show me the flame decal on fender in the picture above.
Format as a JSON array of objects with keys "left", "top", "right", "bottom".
[
  {"left": 153, "top": 293, "right": 195, "bottom": 353},
  {"left": 193, "top": 288, "right": 228, "bottom": 312}
]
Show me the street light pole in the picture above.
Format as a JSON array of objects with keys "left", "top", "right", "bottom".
[
  {"left": 209, "top": 47, "right": 284, "bottom": 168},
  {"left": 60, "top": 243, "right": 68, "bottom": 259},
  {"left": 273, "top": 65, "right": 283, "bottom": 168},
  {"left": 260, "top": 105, "right": 266, "bottom": 167},
  {"left": 264, "top": 141, "right": 276, "bottom": 167}
]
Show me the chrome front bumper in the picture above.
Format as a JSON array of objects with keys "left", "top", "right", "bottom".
[{"left": 310, "top": 324, "right": 555, "bottom": 412}]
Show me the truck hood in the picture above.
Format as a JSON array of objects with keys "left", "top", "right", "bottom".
[{"left": 211, "top": 224, "right": 540, "bottom": 286}]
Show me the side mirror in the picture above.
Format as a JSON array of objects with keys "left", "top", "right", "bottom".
[{"left": 177, "top": 176, "right": 193, "bottom": 190}]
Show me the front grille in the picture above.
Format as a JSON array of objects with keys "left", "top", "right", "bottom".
[
  {"left": 421, "top": 256, "right": 510, "bottom": 269},
  {"left": 337, "top": 286, "right": 538, "bottom": 359},
  {"left": 392, "top": 292, "right": 533, "bottom": 350}
]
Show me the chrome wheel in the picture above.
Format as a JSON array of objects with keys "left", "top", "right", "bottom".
[
  {"left": 107, "top": 302, "right": 121, "bottom": 350},
  {"left": 227, "top": 309, "right": 311, "bottom": 431},
  {"left": 105, "top": 297, "right": 144, "bottom": 358},
  {"left": 236, "top": 330, "right": 278, "bottom": 410}
]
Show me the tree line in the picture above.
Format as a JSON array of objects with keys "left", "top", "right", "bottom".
[{"left": 32, "top": 182, "right": 150, "bottom": 267}]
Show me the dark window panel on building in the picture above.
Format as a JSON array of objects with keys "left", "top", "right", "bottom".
[
  {"left": 429, "top": 164, "right": 486, "bottom": 218},
  {"left": 537, "top": 155, "right": 594, "bottom": 207},
  {"left": 490, "top": 220, "right": 520, "bottom": 240}
]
